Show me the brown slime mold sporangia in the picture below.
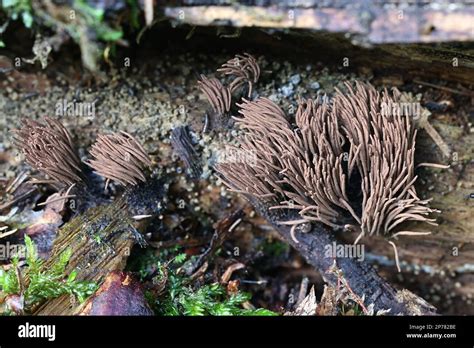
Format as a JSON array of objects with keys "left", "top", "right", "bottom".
[{"left": 217, "top": 81, "right": 442, "bottom": 272}]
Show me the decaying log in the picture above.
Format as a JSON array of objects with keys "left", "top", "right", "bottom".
[
  {"left": 32, "top": 180, "right": 164, "bottom": 315},
  {"left": 161, "top": 2, "right": 474, "bottom": 85},
  {"left": 251, "top": 198, "right": 438, "bottom": 315},
  {"left": 163, "top": 1, "right": 474, "bottom": 44},
  {"left": 32, "top": 197, "right": 135, "bottom": 315}
]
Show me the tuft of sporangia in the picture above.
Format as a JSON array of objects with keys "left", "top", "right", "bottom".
[
  {"left": 13, "top": 118, "right": 157, "bottom": 213},
  {"left": 197, "top": 53, "right": 261, "bottom": 131},
  {"left": 197, "top": 74, "right": 232, "bottom": 116},
  {"left": 12, "top": 117, "right": 83, "bottom": 187},
  {"left": 217, "top": 81, "right": 440, "bottom": 271},
  {"left": 217, "top": 53, "right": 260, "bottom": 97},
  {"left": 85, "top": 131, "right": 152, "bottom": 188}
]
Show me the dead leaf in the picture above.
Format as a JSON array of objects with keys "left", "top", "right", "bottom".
[{"left": 79, "top": 271, "right": 153, "bottom": 316}]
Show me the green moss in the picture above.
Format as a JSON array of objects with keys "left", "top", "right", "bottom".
[
  {"left": 150, "top": 258, "right": 277, "bottom": 316},
  {"left": 126, "top": 0, "right": 141, "bottom": 30},
  {"left": 0, "top": 257, "right": 20, "bottom": 295},
  {"left": 0, "top": 235, "right": 98, "bottom": 314},
  {"left": 261, "top": 239, "right": 289, "bottom": 258},
  {"left": 126, "top": 245, "right": 182, "bottom": 280},
  {"left": 127, "top": 244, "right": 277, "bottom": 316}
]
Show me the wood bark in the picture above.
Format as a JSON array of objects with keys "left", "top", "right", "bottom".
[
  {"left": 251, "top": 198, "right": 438, "bottom": 315},
  {"left": 32, "top": 197, "right": 137, "bottom": 315}
]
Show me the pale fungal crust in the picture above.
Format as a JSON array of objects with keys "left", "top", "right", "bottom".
[
  {"left": 217, "top": 81, "right": 438, "bottom": 270},
  {"left": 86, "top": 131, "right": 151, "bottom": 187},
  {"left": 12, "top": 117, "right": 83, "bottom": 186}
]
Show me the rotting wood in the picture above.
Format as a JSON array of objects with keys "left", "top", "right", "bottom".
[
  {"left": 163, "top": 2, "right": 474, "bottom": 44},
  {"left": 32, "top": 197, "right": 136, "bottom": 315},
  {"left": 32, "top": 179, "right": 165, "bottom": 315},
  {"left": 251, "top": 198, "right": 438, "bottom": 315},
  {"left": 160, "top": 4, "right": 474, "bottom": 85}
]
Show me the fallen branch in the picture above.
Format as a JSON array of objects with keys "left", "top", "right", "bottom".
[{"left": 251, "top": 198, "right": 437, "bottom": 315}]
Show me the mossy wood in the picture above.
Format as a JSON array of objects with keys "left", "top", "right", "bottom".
[{"left": 32, "top": 196, "right": 136, "bottom": 315}]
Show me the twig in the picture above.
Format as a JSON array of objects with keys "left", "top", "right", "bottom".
[
  {"left": 413, "top": 79, "right": 474, "bottom": 97},
  {"left": 6, "top": 171, "right": 28, "bottom": 194},
  {"left": 181, "top": 210, "right": 244, "bottom": 276},
  {"left": 417, "top": 118, "right": 452, "bottom": 158},
  {"left": 0, "top": 187, "right": 37, "bottom": 210},
  {"left": 37, "top": 194, "right": 76, "bottom": 206},
  {"left": 144, "top": 0, "right": 154, "bottom": 26},
  {"left": 329, "top": 262, "right": 369, "bottom": 314},
  {"left": 417, "top": 163, "right": 450, "bottom": 169},
  {"left": 0, "top": 228, "right": 18, "bottom": 239}
]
